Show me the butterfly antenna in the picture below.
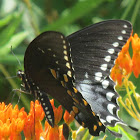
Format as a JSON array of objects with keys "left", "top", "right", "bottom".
[
  {"left": 11, "top": 46, "right": 22, "bottom": 68},
  {"left": 6, "top": 75, "right": 18, "bottom": 79}
]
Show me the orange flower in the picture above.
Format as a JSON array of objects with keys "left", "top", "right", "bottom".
[
  {"left": 0, "top": 102, "right": 26, "bottom": 140},
  {"left": 23, "top": 101, "right": 44, "bottom": 140},
  {"left": 45, "top": 124, "right": 59, "bottom": 140},
  {"left": 63, "top": 110, "right": 74, "bottom": 125},
  {"left": 0, "top": 119, "right": 11, "bottom": 139},
  {"left": 111, "top": 33, "right": 140, "bottom": 83},
  {"left": 43, "top": 99, "right": 63, "bottom": 140},
  {"left": 110, "top": 64, "right": 123, "bottom": 85},
  {"left": 110, "top": 37, "right": 132, "bottom": 85},
  {"left": 52, "top": 102, "right": 63, "bottom": 125},
  {"left": 0, "top": 100, "right": 72, "bottom": 139},
  {"left": 131, "top": 33, "right": 140, "bottom": 78},
  {"left": 40, "top": 99, "right": 74, "bottom": 140},
  {"left": 59, "top": 125, "right": 65, "bottom": 140},
  {"left": 10, "top": 118, "right": 24, "bottom": 140}
]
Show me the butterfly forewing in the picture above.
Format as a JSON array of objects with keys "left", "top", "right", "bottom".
[
  {"left": 68, "top": 20, "right": 132, "bottom": 83},
  {"left": 67, "top": 20, "right": 132, "bottom": 127}
]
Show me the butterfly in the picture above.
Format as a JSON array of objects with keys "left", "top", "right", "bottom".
[{"left": 18, "top": 20, "right": 134, "bottom": 137}]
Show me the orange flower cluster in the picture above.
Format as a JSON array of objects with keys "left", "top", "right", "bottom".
[
  {"left": 0, "top": 102, "right": 26, "bottom": 140},
  {"left": 23, "top": 100, "right": 44, "bottom": 140},
  {"left": 0, "top": 100, "right": 74, "bottom": 140},
  {"left": 110, "top": 33, "right": 140, "bottom": 85},
  {"left": 41, "top": 100, "right": 74, "bottom": 140},
  {"left": 132, "top": 34, "right": 140, "bottom": 78}
]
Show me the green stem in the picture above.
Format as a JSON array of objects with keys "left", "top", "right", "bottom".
[
  {"left": 118, "top": 97, "right": 140, "bottom": 121},
  {"left": 23, "top": 0, "right": 40, "bottom": 35},
  {"left": 28, "top": 9, "right": 40, "bottom": 35},
  {"left": 130, "top": 82, "right": 140, "bottom": 110},
  {"left": 126, "top": 85, "right": 140, "bottom": 119},
  {"left": 102, "top": 135, "right": 107, "bottom": 140},
  {"left": 133, "top": 93, "right": 140, "bottom": 110},
  {"left": 90, "top": 136, "right": 94, "bottom": 140},
  {"left": 124, "top": 90, "right": 133, "bottom": 99},
  {"left": 82, "top": 130, "right": 90, "bottom": 140},
  {"left": 131, "top": 0, "right": 140, "bottom": 25}
]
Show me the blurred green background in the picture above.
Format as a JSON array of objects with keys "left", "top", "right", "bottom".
[{"left": 0, "top": 0, "right": 140, "bottom": 139}]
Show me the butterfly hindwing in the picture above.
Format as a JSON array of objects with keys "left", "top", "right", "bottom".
[
  {"left": 17, "top": 70, "right": 55, "bottom": 127},
  {"left": 24, "top": 31, "right": 107, "bottom": 136},
  {"left": 36, "top": 91, "right": 54, "bottom": 127}
]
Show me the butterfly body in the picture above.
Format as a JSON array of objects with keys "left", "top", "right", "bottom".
[{"left": 19, "top": 20, "right": 133, "bottom": 137}]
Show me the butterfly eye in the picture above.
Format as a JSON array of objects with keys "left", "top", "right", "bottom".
[{"left": 17, "top": 70, "right": 23, "bottom": 79}]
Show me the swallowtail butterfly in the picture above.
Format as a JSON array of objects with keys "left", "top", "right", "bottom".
[{"left": 18, "top": 20, "right": 134, "bottom": 137}]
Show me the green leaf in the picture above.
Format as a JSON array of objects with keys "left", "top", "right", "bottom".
[
  {"left": 42, "top": 0, "right": 104, "bottom": 31},
  {"left": 130, "top": 73, "right": 140, "bottom": 94},
  {"left": 0, "top": 14, "right": 13, "bottom": 27},
  {"left": 0, "top": 31, "right": 28, "bottom": 56},
  {"left": 0, "top": 12, "right": 22, "bottom": 46}
]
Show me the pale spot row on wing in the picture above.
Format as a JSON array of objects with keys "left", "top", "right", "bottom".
[
  {"left": 118, "top": 36, "right": 123, "bottom": 41},
  {"left": 100, "top": 64, "right": 108, "bottom": 71},
  {"left": 107, "top": 104, "right": 117, "bottom": 115},
  {"left": 104, "top": 55, "right": 111, "bottom": 62},
  {"left": 123, "top": 24, "right": 128, "bottom": 28},
  {"left": 101, "top": 80, "right": 109, "bottom": 89},
  {"left": 63, "top": 45, "right": 67, "bottom": 49},
  {"left": 100, "top": 24, "right": 130, "bottom": 127},
  {"left": 66, "top": 62, "right": 71, "bottom": 69},
  {"left": 106, "top": 92, "right": 115, "bottom": 101},
  {"left": 67, "top": 70, "right": 72, "bottom": 77},
  {"left": 38, "top": 47, "right": 45, "bottom": 53},
  {"left": 121, "top": 30, "right": 126, "bottom": 34},
  {"left": 36, "top": 89, "right": 54, "bottom": 124},
  {"left": 94, "top": 24, "right": 129, "bottom": 84},
  {"left": 108, "top": 48, "right": 115, "bottom": 54},
  {"left": 94, "top": 72, "right": 102, "bottom": 81},
  {"left": 112, "top": 42, "right": 119, "bottom": 47}
]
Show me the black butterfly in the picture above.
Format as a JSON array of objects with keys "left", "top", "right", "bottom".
[{"left": 18, "top": 20, "right": 134, "bottom": 137}]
